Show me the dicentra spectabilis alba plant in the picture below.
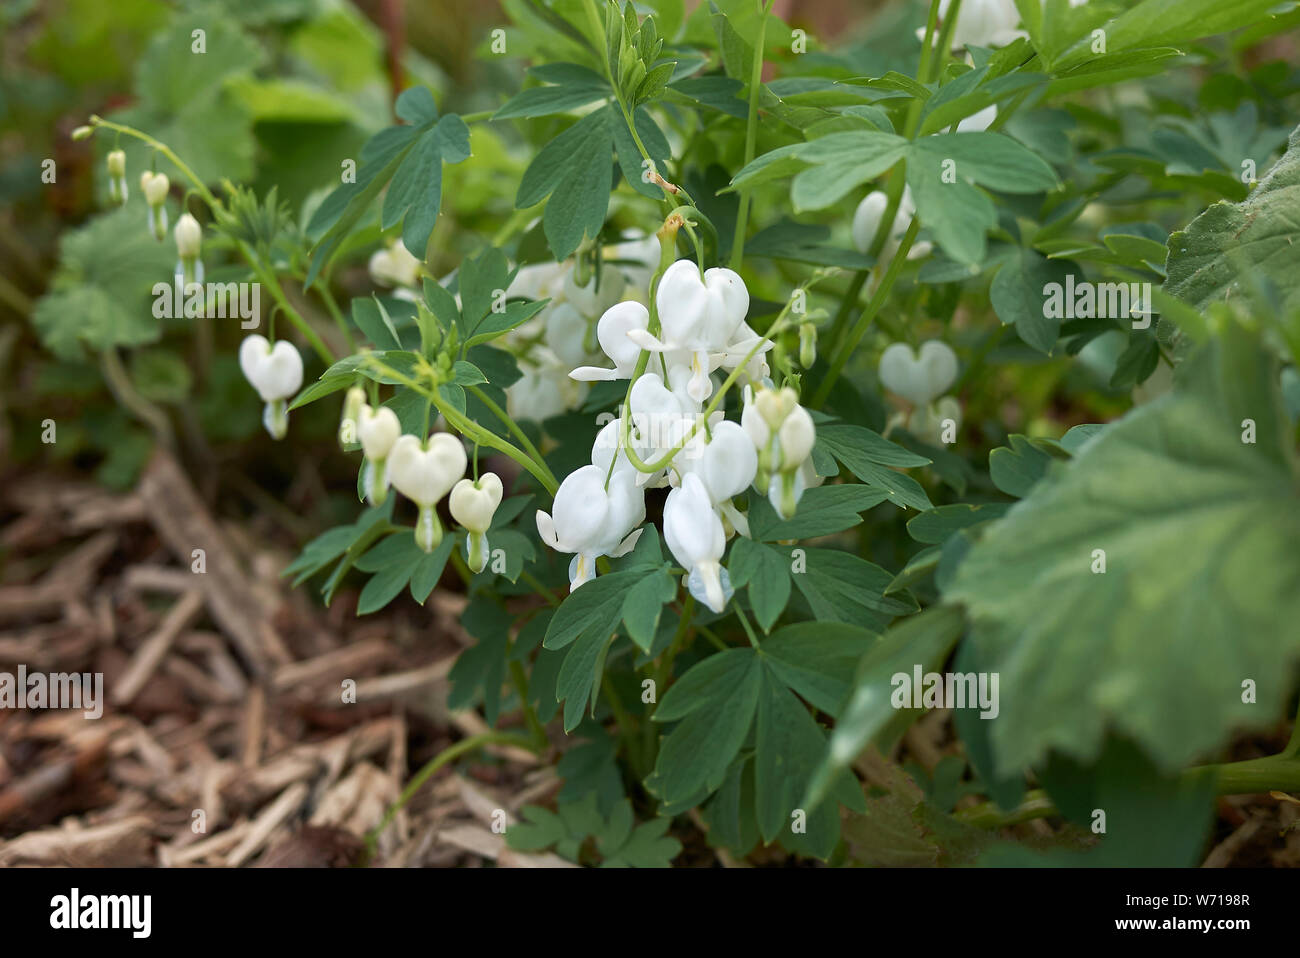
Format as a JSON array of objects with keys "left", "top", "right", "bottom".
[
  {"left": 238, "top": 334, "right": 303, "bottom": 440},
  {"left": 55, "top": 0, "right": 1300, "bottom": 869}
]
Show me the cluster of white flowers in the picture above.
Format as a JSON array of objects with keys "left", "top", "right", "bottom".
[
  {"left": 503, "top": 234, "right": 660, "bottom": 422},
  {"left": 534, "top": 258, "right": 816, "bottom": 613},
  {"left": 338, "top": 387, "right": 503, "bottom": 564},
  {"left": 878, "top": 339, "right": 961, "bottom": 443}
]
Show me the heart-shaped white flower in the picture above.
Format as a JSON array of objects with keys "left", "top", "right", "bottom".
[
  {"left": 140, "top": 171, "right": 170, "bottom": 207},
  {"left": 679, "top": 421, "right": 757, "bottom": 505},
  {"left": 389, "top": 433, "right": 467, "bottom": 507},
  {"left": 450, "top": 473, "right": 504, "bottom": 534},
  {"left": 663, "top": 473, "right": 731, "bottom": 613},
  {"left": 543, "top": 302, "right": 594, "bottom": 370},
  {"left": 536, "top": 464, "right": 646, "bottom": 589},
  {"left": 357, "top": 405, "right": 400, "bottom": 460},
  {"left": 239, "top": 335, "right": 304, "bottom": 402},
  {"left": 368, "top": 243, "right": 422, "bottom": 288},
  {"left": 450, "top": 472, "right": 504, "bottom": 573},
  {"left": 563, "top": 263, "right": 626, "bottom": 317},
  {"left": 626, "top": 260, "right": 749, "bottom": 401},
  {"left": 878, "top": 340, "right": 958, "bottom": 407},
  {"left": 570, "top": 301, "right": 649, "bottom": 382}
]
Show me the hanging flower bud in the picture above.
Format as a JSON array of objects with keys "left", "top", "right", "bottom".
[
  {"left": 450, "top": 473, "right": 504, "bottom": 573},
  {"left": 357, "top": 405, "right": 401, "bottom": 506},
  {"left": 338, "top": 387, "right": 365, "bottom": 447},
  {"left": 239, "top": 335, "right": 303, "bottom": 440},
  {"left": 174, "top": 213, "right": 203, "bottom": 286},
  {"left": 799, "top": 322, "right": 817, "bottom": 368},
  {"left": 769, "top": 404, "right": 815, "bottom": 519},
  {"left": 663, "top": 473, "right": 732, "bottom": 613},
  {"left": 140, "top": 171, "right": 170, "bottom": 241},
  {"left": 389, "top": 433, "right": 467, "bottom": 552},
  {"left": 106, "top": 149, "right": 127, "bottom": 205}
]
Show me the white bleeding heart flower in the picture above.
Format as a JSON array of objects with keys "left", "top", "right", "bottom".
[
  {"left": 450, "top": 473, "right": 503, "bottom": 533},
  {"left": 106, "top": 149, "right": 127, "bottom": 205},
  {"left": 358, "top": 405, "right": 400, "bottom": 459},
  {"left": 680, "top": 421, "right": 758, "bottom": 504},
  {"left": 563, "top": 263, "right": 626, "bottom": 317},
  {"left": 356, "top": 405, "right": 401, "bottom": 506},
  {"left": 239, "top": 335, "right": 304, "bottom": 440},
  {"left": 739, "top": 385, "right": 814, "bottom": 518},
  {"left": 677, "top": 421, "right": 758, "bottom": 540},
  {"left": 174, "top": 213, "right": 201, "bottom": 259},
  {"left": 338, "top": 387, "right": 365, "bottom": 447},
  {"left": 369, "top": 242, "right": 422, "bottom": 288},
  {"left": 606, "top": 232, "right": 660, "bottom": 297},
  {"left": 627, "top": 260, "right": 749, "bottom": 402},
  {"left": 591, "top": 417, "right": 637, "bottom": 483},
  {"left": 956, "top": 104, "right": 997, "bottom": 132},
  {"left": 851, "top": 192, "right": 891, "bottom": 256},
  {"left": 852, "top": 187, "right": 932, "bottom": 261},
  {"left": 716, "top": 322, "right": 774, "bottom": 383},
  {"left": 627, "top": 372, "right": 695, "bottom": 478},
  {"left": 769, "top": 405, "right": 816, "bottom": 519},
  {"left": 506, "top": 260, "right": 569, "bottom": 302},
  {"left": 507, "top": 355, "right": 586, "bottom": 422},
  {"left": 663, "top": 473, "right": 732, "bottom": 614},
  {"left": 878, "top": 340, "right": 959, "bottom": 407},
  {"left": 389, "top": 433, "right": 468, "bottom": 552},
  {"left": 140, "top": 170, "right": 169, "bottom": 206},
  {"left": 536, "top": 464, "right": 646, "bottom": 590},
  {"left": 908, "top": 396, "right": 964, "bottom": 444},
  {"left": 923, "top": 0, "right": 1025, "bottom": 50},
  {"left": 450, "top": 473, "right": 504, "bottom": 573},
  {"left": 140, "top": 171, "right": 170, "bottom": 240},
  {"left": 174, "top": 212, "right": 204, "bottom": 286},
  {"left": 544, "top": 302, "right": 595, "bottom": 369},
  {"left": 570, "top": 301, "right": 649, "bottom": 382},
  {"left": 777, "top": 404, "right": 815, "bottom": 469}
]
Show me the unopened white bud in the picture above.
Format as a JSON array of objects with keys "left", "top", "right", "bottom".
[{"left": 174, "top": 213, "right": 202, "bottom": 259}]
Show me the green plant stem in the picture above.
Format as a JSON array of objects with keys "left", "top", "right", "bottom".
[
  {"left": 364, "top": 357, "right": 559, "bottom": 496},
  {"left": 367, "top": 730, "right": 539, "bottom": 852},
  {"left": 316, "top": 282, "right": 356, "bottom": 352},
  {"left": 509, "top": 659, "right": 550, "bottom": 750},
  {"left": 734, "top": 604, "right": 760, "bottom": 649},
  {"left": 813, "top": 218, "right": 921, "bottom": 406},
  {"left": 957, "top": 753, "right": 1300, "bottom": 829},
  {"left": 243, "top": 248, "right": 335, "bottom": 365},
  {"left": 602, "top": 674, "right": 646, "bottom": 775},
  {"left": 466, "top": 384, "right": 554, "bottom": 485},
  {"left": 730, "top": 0, "right": 774, "bottom": 270},
  {"left": 579, "top": 0, "right": 692, "bottom": 206},
  {"left": 88, "top": 116, "right": 220, "bottom": 209},
  {"left": 826, "top": 269, "right": 869, "bottom": 350},
  {"left": 0, "top": 272, "right": 33, "bottom": 315},
  {"left": 100, "top": 348, "right": 173, "bottom": 446},
  {"left": 521, "top": 570, "right": 561, "bottom": 606}
]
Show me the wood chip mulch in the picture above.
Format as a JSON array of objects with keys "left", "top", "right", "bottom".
[{"left": 0, "top": 449, "right": 568, "bottom": 867}]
